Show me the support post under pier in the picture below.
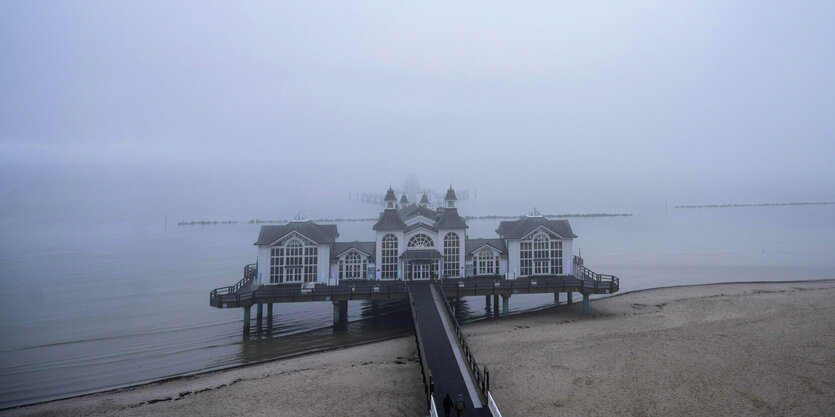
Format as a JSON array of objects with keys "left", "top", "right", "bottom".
[
  {"left": 333, "top": 300, "right": 348, "bottom": 327},
  {"left": 256, "top": 303, "right": 263, "bottom": 321},
  {"left": 567, "top": 292, "right": 573, "bottom": 305},
  {"left": 583, "top": 294, "right": 590, "bottom": 315},
  {"left": 493, "top": 294, "right": 499, "bottom": 315},
  {"left": 267, "top": 303, "right": 273, "bottom": 320},
  {"left": 485, "top": 295, "right": 490, "bottom": 310},
  {"left": 554, "top": 292, "right": 559, "bottom": 304},
  {"left": 243, "top": 305, "right": 251, "bottom": 335},
  {"left": 502, "top": 295, "right": 510, "bottom": 319}
]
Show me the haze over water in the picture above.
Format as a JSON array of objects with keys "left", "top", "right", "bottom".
[
  {"left": 1, "top": 0, "right": 834, "bottom": 410},
  {"left": 1, "top": 196, "right": 833, "bottom": 408}
]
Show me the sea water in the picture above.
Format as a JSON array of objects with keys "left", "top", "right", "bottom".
[{"left": 1, "top": 204, "right": 833, "bottom": 408}]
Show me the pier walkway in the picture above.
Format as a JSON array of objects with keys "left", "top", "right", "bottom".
[{"left": 408, "top": 282, "right": 493, "bottom": 416}]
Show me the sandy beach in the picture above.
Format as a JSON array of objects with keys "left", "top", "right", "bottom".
[{"left": 7, "top": 280, "right": 834, "bottom": 417}]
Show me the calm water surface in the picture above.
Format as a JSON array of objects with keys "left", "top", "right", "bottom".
[{"left": 1, "top": 205, "right": 833, "bottom": 408}]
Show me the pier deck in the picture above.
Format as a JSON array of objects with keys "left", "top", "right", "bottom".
[{"left": 210, "top": 274, "right": 618, "bottom": 308}]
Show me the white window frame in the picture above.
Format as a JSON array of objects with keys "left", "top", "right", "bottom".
[
  {"left": 520, "top": 231, "right": 562, "bottom": 276},
  {"left": 407, "top": 234, "right": 434, "bottom": 248},
  {"left": 270, "top": 235, "right": 318, "bottom": 283},
  {"left": 381, "top": 234, "right": 398, "bottom": 279},
  {"left": 476, "top": 247, "right": 499, "bottom": 275}
]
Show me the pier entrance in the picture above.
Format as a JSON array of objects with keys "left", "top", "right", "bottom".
[{"left": 413, "top": 263, "right": 430, "bottom": 280}]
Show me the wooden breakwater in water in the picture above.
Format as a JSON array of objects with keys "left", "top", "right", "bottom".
[
  {"left": 178, "top": 220, "right": 238, "bottom": 226},
  {"left": 248, "top": 213, "right": 631, "bottom": 224},
  {"left": 676, "top": 201, "right": 835, "bottom": 209},
  {"left": 180, "top": 213, "right": 633, "bottom": 226}
]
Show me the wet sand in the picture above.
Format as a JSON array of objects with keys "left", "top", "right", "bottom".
[{"left": 7, "top": 280, "right": 834, "bottom": 417}]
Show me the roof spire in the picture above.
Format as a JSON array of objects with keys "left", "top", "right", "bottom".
[
  {"left": 444, "top": 185, "right": 457, "bottom": 208},
  {"left": 292, "top": 211, "right": 309, "bottom": 222},
  {"left": 527, "top": 207, "right": 542, "bottom": 217},
  {"left": 384, "top": 186, "right": 397, "bottom": 209}
]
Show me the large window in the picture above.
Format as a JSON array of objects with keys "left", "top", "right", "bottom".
[
  {"left": 520, "top": 231, "right": 562, "bottom": 275},
  {"left": 339, "top": 251, "right": 367, "bottom": 280},
  {"left": 270, "top": 236, "right": 318, "bottom": 283},
  {"left": 476, "top": 247, "right": 498, "bottom": 275},
  {"left": 407, "top": 234, "right": 434, "bottom": 248},
  {"left": 381, "top": 234, "right": 398, "bottom": 279},
  {"left": 443, "top": 233, "right": 460, "bottom": 278}
]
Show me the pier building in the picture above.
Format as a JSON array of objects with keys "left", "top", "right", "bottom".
[{"left": 210, "top": 186, "right": 619, "bottom": 416}]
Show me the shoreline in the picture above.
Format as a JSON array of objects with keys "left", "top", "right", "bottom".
[{"left": 5, "top": 279, "right": 834, "bottom": 416}]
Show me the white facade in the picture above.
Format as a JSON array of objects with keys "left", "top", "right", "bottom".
[{"left": 253, "top": 188, "right": 575, "bottom": 285}]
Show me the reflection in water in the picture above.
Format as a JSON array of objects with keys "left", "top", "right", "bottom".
[
  {"left": 237, "top": 299, "right": 415, "bottom": 364},
  {"left": 236, "top": 294, "right": 563, "bottom": 365}
]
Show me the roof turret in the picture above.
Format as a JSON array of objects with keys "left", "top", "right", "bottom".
[
  {"left": 444, "top": 186, "right": 457, "bottom": 208},
  {"left": 419, "top": 192, "right": 430, "bottom": 206},
  {"left": 399, "top": 194, "right": 409, "bottom": 205},
  {"left": 444, "top": 186, "right": 457, "bottom": 202},
  {"left": 384, "top": 187, "right": 397, "bottom": 202}
]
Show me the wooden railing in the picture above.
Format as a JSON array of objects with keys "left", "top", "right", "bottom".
[
  {"left": 209, "top": 263, "right": 257, "bottom": 302},
  {"left": 573, "top": 255, "right": 619, "bottom": 292},
  {"left": 408, "top": 290, "right": 434, "bottom": 410},
  {"left": 436, "top": 282, "right": 490, "bottom": 402},
  {"left": 441, "top": 275, "right": 618, "bottom": 297}
]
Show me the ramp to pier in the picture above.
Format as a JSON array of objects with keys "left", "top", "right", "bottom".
[{"left": 408, "top": 282, "right": 491, "bottom": 416}]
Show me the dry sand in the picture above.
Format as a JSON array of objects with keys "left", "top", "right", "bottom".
[{"left": 7, "top": 280, "right": 834, "bottom": 416}]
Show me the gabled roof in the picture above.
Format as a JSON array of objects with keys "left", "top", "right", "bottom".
[
  {"left": 434, "top": 208, "right": 468, "bottom": 229},
  {"left": 254, "top": 221, "right": 339, "bottom": 245},
  {"left": 332, "top": 241, "right": 376, "bottom": 260},
  {"left": 466, "top": 238, "right": 506, "bottom": 254},
  {"left": 398, "top": 203, "right": 438, "bottom": 221},
  {"left": 384, "top": 187, "right": 397, "bottom": 202},
  {"left": 405, "top": 222, "right": 437, "bottom": 233},
  {"left": 444, "top": 187, "right": 457, "bottom": 201},
  {"left": 496, "top": 216, "right": 577, "bottom": 239},
  {"left": 372, "top": 209, "right": 407, "bottom": 230}
]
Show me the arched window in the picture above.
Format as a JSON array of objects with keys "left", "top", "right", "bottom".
[
  {"left": 269, "top": 236, "right": 318, "bottom": 283},
  {"left": 407, "top": 234, "right": 434, "bottom": 248},
  {"left": 339, "top": 251, "right": 367, "bottom": 280},
  {"left": 443, "top": 233, "right": 460, "bottom": 278},
  {"left": 381, "top": 234, "right": 398, "bottom": 279},
  {"left": 477, "top": 247, "right": 498, "bottom": 275},
  {"left": 520, "top": 231, "right": 562, "bottom": 275}
]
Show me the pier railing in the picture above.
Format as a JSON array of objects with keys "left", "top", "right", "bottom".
[
  {"left": 441, "top": 274, "right": 618, "bottom": 297},
  {"left": 211, "top": 280, "right": 411, "bottom": 307},
  {"left": 436, "top": 283, "right": 490, "bottom": 402},
  {"left": 209, "top": 263, "right": 257, "bottom": 302},
  {"left": 408, "top": 290, "right": 434, "bottom": 410},
  {"left": 573, "top": 256, "right": 619, "bottom": 293}
]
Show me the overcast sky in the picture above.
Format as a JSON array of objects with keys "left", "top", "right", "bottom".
[{"left": 1, "top": 1, "right": 833, "bottom": 218}]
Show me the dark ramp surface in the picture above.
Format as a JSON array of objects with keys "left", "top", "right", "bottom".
[{"left": 408, "top": 282, "right": 491, "bottom": 416}]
